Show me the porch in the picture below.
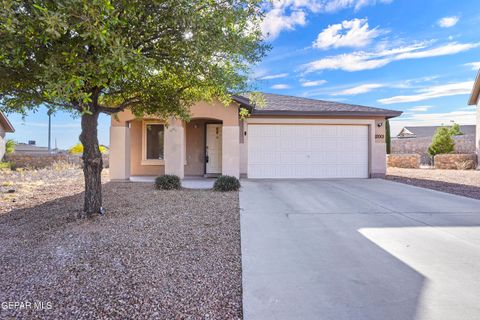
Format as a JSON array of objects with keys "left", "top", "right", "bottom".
[
  {"left": 129, "top": 176, "right": 217, "bottom": 189},
  {"left": 109, "top": 100, "right": 241, "bottom": 181}
]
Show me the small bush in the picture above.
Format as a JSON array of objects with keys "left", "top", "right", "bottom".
[
  {"left": 69, "top": 142, "right": 108, "bottom": 155},
  {"left": 5, "top": 139, "right": 15, "bottom": 155},
  {"left": 155, "top": 175, "right": 181, "bottom": 190},
  {"left": 0, "top": 162, "right": 11, "bottom": 170},
  {"left": 213, "top": 175, "right": 240, "bottom": 192}
]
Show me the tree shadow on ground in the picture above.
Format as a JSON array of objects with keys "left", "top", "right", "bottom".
[{"left": 0, "top": 182, "right": 242, "bottom": 319}]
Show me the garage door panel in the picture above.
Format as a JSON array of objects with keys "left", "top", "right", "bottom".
[{"left": 248, "top": 124, "right": 369, "bottom": 179}]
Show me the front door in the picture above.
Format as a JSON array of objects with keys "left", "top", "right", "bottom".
[{"left": 206, "top": 124, "right": 222, "bottom": 174}]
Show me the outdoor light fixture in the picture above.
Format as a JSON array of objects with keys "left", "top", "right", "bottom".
[{"left": 377, "top": 122, "right": 383, "bottom": 127}]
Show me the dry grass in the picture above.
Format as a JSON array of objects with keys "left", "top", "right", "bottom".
[{"left": 0, "top": 167, "right": 108, "bottom": 214}]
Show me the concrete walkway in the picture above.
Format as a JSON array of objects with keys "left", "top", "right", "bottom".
[
  {"left": 240, "top": 179, "right": 480, "bottom": 320},
  {"left": 129, "top": 176, "right": 215, "bottom": 189}
]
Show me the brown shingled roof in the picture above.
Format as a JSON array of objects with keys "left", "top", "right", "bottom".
[
  {"left": 233, "top": 93, "right": 402, "bottom": 118},
  {"left": 0, "top": 111, "right": 15, "bottom": 132}
]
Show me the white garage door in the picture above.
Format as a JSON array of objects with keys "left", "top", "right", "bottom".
[{"left": 248, "top": 124, "right": 369, "bottom": 179}]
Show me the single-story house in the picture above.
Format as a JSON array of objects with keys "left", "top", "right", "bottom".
[
  {"left": 0, "top": 111, "right": 15, "bottom": 161},
  {"left": 396, "top": 125, "right": 475, "bottom": 139},
  {"left": 109, "top": 93, "right": 401, "bottom": 180},
  {"left": 468, "top": 69, "right": 480, "bottom": 160}
]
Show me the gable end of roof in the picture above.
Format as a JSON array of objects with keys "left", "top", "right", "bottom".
[
  {"left": 468, "top": 70, "right": 480, "bottom": 105},
  {"left": 0, "top": 111, "right": 15, "bottom": 133}
]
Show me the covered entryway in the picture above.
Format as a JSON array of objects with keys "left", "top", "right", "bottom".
[
  {"left": 184, "top": 119, "right": 223, "bottom": 176},
  {"left": 247, "top": 124, "right": 369, "bottom": 179}
]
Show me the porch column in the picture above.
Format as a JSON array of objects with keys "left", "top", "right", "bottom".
[
  {"left": 109, "top": 124, "right": 131, "bottom": 180},
  {"left": 222, "top": 126, "right": 240, "bottom": 178},
  {"left": 164, "top": 118, "right": 185, "bottom": 178}
]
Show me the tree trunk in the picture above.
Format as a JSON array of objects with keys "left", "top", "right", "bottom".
[{"left": 79, "top": 111, "right": 103, "bottom": 218}]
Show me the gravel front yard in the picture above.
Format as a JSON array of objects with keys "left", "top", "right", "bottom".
[
  {"left": 0, "top": 174, "right": 242, "bottom": 319},
  {"left": 0, "top": 166, "right": 92, "bottom": 214},
  {"left": 386, "top": 167, "right": 480, "bottom": 200}
]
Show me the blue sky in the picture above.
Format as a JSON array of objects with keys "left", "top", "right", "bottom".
[{"left": 5, "top": 0, "right": 480, "bottom": 149}]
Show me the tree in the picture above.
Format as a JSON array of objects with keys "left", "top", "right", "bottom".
[
  {"left": 385, "top": 119, "right": 391, "bottom": 154},
  {"left": 0, "top": 0, "right": 267, "bottom": 217},
  {"left": 449, "top": 123, "right": 463, "bottom": 136},
  {"left": 5, "top": 139, "right": 15, "bottom": 155},
  {"left": 69, "top": 142, "right": 108, "bottom": 155},
  {"left": 428, "top": 126, "right": 455, "bottom": 156}
]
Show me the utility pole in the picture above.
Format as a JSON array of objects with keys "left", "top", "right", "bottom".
[{"left": 47, "top": 109, "right": 53, "bottom": 153}]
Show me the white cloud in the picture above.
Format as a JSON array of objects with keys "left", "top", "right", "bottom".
[
  {"left": 322, "top": 0, "right": 393, "bottom": 12},
  {"left": 408, "top": 105, "right": 434, "bottom": 112},
  {"left": 438, "top": 16, "right": 459, "bottom": 28},
  {"left": 261, "top": 0, "right": 393, "bottom": 40},
  {"left": 313, "top": 18, "right": 383, "bottom": 50},
  {"left": 262, "top": 8, "right": 306, "bottom": 40},
  {"left": 378, "top": 81, "right": 474, "bottom": 104},
  {"left": 271, "top": 84, "right": 291, "bottom": 89},
  {"left": 259, "top": 73, "right": 289, "bottom": 80},
  {"left": 390, "top": 110, "right": 475, "bottom": 136},
  {"left": 302, "top": 41, "right": 479, "bottom": 73},
  {"left": 395, "top": 42, "right": 475, "bottom": 59},
  {"left": 301, "top": 79, "right": 327, "bottom": 87},
  {"left": 331, "top": 83, "right": 384, "bottom": 95},
  {"left": 464, "top": 61, "right": 480, "bottom": 71}
]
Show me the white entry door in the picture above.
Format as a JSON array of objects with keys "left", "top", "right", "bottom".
[
  {"left": 248, "top": 124, "right": 369, "bottom": 179},
  {"left": 206, "top": 124, "right": 223, "bottom": 174}
]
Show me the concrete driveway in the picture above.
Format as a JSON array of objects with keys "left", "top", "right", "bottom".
[{"left": 240, "top": 179, "right": 480, "bottom": 320}]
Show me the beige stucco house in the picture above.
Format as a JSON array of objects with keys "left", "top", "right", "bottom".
[
  {"left": 468, "top": 69, "right": 480, "bottom": 162},
  {"left": 109, "top": 93, "right": 402, "bottom": 180},
  {"left": 0, "top": 111, "right": 15, "bottom": 160}
]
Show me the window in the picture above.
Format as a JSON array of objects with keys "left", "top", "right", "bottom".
[{"left": 145, "top": 124, "right": 164, "bottom": 160}]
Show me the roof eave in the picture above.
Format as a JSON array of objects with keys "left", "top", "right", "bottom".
[
  {"left": 250, "top": 110, "right": 403, "bottom": 118},
  {"left": 0, "top": 112, "right": 15, "bottom": 133},
  {"left": 468, "top": 70, "right": 480, "bottom": 105},
  {"left": 231, "top": 95, "right": 254, "bottom": 111}
]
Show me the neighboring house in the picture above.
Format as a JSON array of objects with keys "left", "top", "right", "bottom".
[
  {"left": 0, "top": 111, "right": 15, "bottom": 160},
  {"left": 396, "top": 125, "right": 476, "bottom": 139},
  {"left": 14, "top": 142, "right": 50, "bottom": 155},
  {"left": 468, "top": 69, "right": 480, "bottom": 163},
  {"left": 109, "top": 93, "right": 401, "bottom": 180},
  {"left": 392, "top": 125, "right": 476, "bottom": 164}
]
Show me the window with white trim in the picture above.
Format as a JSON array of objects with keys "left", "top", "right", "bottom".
[{"left": 145, "top": 124, "right": 164, "bottom": 160}]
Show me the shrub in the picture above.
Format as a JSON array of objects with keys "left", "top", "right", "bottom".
[
  {"left": 428, "top": 126, "right": 455, "bottom": 156},
  {"left": 69, "top": 142, "right": 108, "bottom": 155},
  {"left": 213, "top": 175, "right": 240, "bottom": 192},
  {"left": 155, "top": 175, "right": 181, "bottom": 190},
  {"left": 0, "top": 161, "right": 11, "bottom": 170},
  {"left": 5, "top": 139, "right": 15, "bottom": 155}
]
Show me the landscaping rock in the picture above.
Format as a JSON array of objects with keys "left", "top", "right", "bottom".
[
  {"left": 387, "top": 154, "right": 421, "bottom": 168},
  {"left": 0, "top": 172, "right": 242, "bottom": 319},
  {"left": 434, "top": 153, "right": 478, "bottom": 170}
]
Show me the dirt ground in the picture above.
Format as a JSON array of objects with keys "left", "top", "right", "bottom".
[
  {"left": 386, "top": 167, "right": 480, "bottom": 200},
  {"left": 0, "top": 168, "right": 242, "bottom": 319},
  {"left": 0, "top": 165, "right": 97, "bottom": 214}
]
